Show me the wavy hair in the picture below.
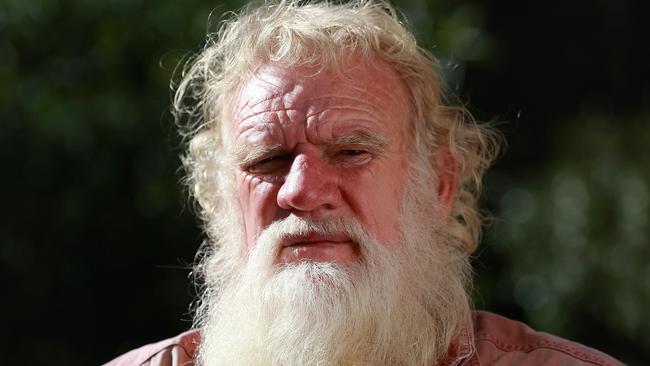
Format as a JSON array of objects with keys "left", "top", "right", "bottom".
[{"left": 173, "top": 0, "right": 501, "bottom": 256}]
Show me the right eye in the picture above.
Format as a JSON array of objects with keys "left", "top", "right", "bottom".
[{"left": 247, "top": 155, "right": 289, "bottom": 174}]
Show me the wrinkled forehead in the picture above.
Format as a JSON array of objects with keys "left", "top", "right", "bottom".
[{"left": 225, "top": 58, "right": 413, "bottom": 138}]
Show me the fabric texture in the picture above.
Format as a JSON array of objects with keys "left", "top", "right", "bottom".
[
  {"left": 103, "top": 311, "right": 623, "bottom": 366},
  {"left": 104, "top": 329, "right": 199, "bottom": 366}
]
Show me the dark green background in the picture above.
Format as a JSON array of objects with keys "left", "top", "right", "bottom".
[{"left": 1, "top": 0, "right": 648, "bottom": 364}]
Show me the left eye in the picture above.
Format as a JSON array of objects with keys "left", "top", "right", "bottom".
[
  {"left": 330, "top": 149, "right": 372, "bottom": 166},
  {"left": 341, "top": 149, "right": 366, "bottom": 156}
]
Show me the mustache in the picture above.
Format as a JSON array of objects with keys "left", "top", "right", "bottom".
[{"left": 251, "top": 216, "right": 371, "bottom": 262}]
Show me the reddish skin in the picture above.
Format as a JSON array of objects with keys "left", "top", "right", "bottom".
[{"left": 228, "top": 59, "right": 455, "bottom": 265}]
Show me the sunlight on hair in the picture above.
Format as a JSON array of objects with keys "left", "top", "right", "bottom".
[{"left": 173, "top": 0, "right": 502, "bottom": 258}]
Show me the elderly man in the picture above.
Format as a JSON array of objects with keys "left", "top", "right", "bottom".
[{"left": 106, "top": 1, "right": 622, "bottom": 365}]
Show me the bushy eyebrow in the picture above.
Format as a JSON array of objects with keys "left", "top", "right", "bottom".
[
  {"left": 231, "top": 142, "right": 284, "bottom": 169},
  {"left": 329, "top": 129, "right": 388, "bottom": 155},
  {"left": 231, "top": 129, "right": 389, "bottom": 168}
]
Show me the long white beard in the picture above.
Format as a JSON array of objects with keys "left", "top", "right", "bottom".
[{"left": 194, "top": 172, "right": 471, "bottom": 366}]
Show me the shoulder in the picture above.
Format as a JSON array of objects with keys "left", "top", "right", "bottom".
[
  {"left": 102, "top": 329, "right": 200, "bottom": 366},
  {"left": 470, "top": 311, "right": 623, "bottom": 366}
]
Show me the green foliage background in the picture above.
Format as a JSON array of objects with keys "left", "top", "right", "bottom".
[{"left": 1, "top": 0, "right": 648, "bottom": 364}]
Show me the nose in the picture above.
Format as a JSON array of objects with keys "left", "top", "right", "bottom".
[{"left": 277, "top": 153, "right": 342, "bottom": 216}]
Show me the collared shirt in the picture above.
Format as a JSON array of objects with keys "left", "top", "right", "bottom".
[{"left": 104, "top": 311, "right": 623, "bottom": 366}]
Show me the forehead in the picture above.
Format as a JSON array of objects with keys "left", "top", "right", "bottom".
[{"left": 228, "top": 59, "right": 412, "bottom": 144}]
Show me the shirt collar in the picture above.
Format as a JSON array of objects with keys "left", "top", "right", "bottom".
[{"left": 438, "top": 314, "right": 476, "bottom": 366}]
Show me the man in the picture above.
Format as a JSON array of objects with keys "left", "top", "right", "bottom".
[{"left": 106, "top": 1, "right": 622, "bottom": 365}]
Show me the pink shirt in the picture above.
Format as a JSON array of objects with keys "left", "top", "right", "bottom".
[{"left": 104, "top": 311, "right": 623, "bottom": 366}]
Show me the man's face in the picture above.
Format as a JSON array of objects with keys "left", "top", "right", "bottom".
[
  {"left": 199, "top": 60, "right": 468, "bottom": 365},
  {"left": 228, "top": 59, "right": 412, "bottom": 265}
]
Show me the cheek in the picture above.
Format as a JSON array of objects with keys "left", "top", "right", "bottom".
[
  {"left": 368, "top": 186, "right": 404, "bottom": 245},
  {"left": 356, "top": 161, "right": 408, "bottom": 245},
  {"left": 236, "top": 174, "right": 282, "bottom": 249}
]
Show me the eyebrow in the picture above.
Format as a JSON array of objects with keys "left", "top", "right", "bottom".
[
  {"left": 230, "top": 128, "right": 389, "bottom": 168},
  {"left": 329, "top": 129, "right": 388, "bottom": 154},
  {"left": 231, "top": 142, "right": 284, "bottom": 169}
]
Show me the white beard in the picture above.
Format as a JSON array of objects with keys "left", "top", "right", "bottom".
[{"left": 194, "top": 170, "right": 472, "bottom": 366}]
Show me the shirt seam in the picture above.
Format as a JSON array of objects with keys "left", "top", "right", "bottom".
[
  {"left": 140, "top": 343, "right": 192, "bottom": 366},
  {"left": 476, "top": 336, "right": 614, "bottom": 366}
]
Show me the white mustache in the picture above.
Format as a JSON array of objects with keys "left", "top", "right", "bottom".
[{"left": 250, "top": 215, "right": 371, "bottom": 264}]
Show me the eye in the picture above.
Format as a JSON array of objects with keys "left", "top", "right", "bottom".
[
  {"left": 247, "top": 154, "right": 289, "bottom": 174},
  {"left": 330, "top": 149, "right": 372, "bottom": 166},
  {"left": 341, "top": 149, "right": 366, "bottom": 156}
]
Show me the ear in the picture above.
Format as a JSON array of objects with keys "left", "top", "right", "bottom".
[{"left": 435, "top": 144, "right": 457, "bottom": 216}]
